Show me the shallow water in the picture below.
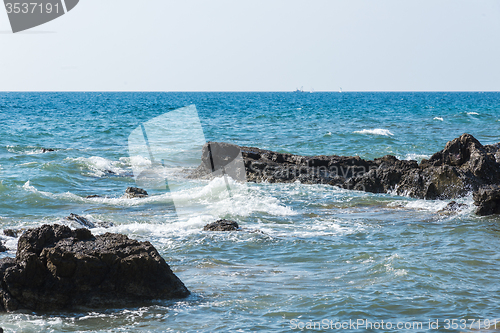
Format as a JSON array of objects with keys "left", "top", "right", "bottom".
[{"left": 0, "top": 92, "right": 500, "bottom": 332}]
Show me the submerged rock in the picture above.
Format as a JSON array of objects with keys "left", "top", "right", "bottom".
[
  {"left": 85, "top": 194, "right": 102, "bottom": 199},
  {"left": 438, "top": 201, "right": 468, "bottom": 214},
  {"left": 65, "top": 213, "right": 95, "bottom": 228},
  {"left": 40, "top": 148, "right": 55, "bottom": 153},
  {"left": 203, "top": 220, "right": 240, "bottom": 231},
  {"left": 64, "top": 213, "right": 114, "bottom": 229},
  {"left": 123, "top": 187, "right": 148, "bottom": 198},
  {"left": 0, "top": 224, "right": 189, "bottom": 312},
  {"left": 473, "top": 185, "right": 500, "bottom": 216},
  {"left": 194, "top": 134, "right": 500, "bottom": 216}
]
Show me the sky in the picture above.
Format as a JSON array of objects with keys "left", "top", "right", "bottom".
[{"left": 0, "top": 0, "right": 500, "bottom": 92}]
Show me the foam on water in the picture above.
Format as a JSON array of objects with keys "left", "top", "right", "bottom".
[
  {"left": 388, "top": 194, "right": 475, "bottom": 214},
  {"left": 433, "top": 117, "right": 444, "bottom": 121},
  {"left": 400, "top": 153, "right": 431, "bottom": 161},
  {"left": 353, "top": 128, "right": 394, "bottom": 136},
  {"left": 65, "top": 156, "right": 132, "bottom": 177}
]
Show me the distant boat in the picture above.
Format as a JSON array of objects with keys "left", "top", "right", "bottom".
[
  {"left": 294, "top": 86, "right": 305, "bottom": 93},
  {"left": 310, "top": 88, "right": 314, "bottom": 93},
  {"left": 339, "top": 87, "right": 342, "bottom": 93}
]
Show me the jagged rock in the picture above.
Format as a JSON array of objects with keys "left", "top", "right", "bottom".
[
  {"left": 3, "top": 229, "right": 21, "bottom": 238},
  {"left": 65, "top": 213, "right": 95, "bottom": 228},
  {"left": 474, "top": 185, "right": 500, "bottom": 216},
  {"left": 85, "top": 194, "right": 102, "bottom": 199},
  {"left": 194, "top": 134, "right": 500, "bottom": 216},
  {"left": 0, "top": 224, "right": 189, "bottom": 312},
  {"left": 0, "top": 242, "right": 7, "bottom": 252},
  {"left": 123, "top": 187, "right": 148, "bottom": 198},
  {"left": 40, "top": 148, "right": 55, "bottom": 153},
  {"left": 203, "top": 219, "right": 240, "bottom": 231},
  {"left": 64, "top": 213, "right": 114, "bottom": 229}
]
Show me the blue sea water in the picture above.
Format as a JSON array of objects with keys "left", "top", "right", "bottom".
[{"left": 0, "top": 92, "right": 499, "bottom": 332}]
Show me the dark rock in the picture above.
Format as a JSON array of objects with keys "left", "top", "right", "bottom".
[
  {"left": 123, "top": 187, "right": 148, "bottom": 198},
  {"left": 65, "top": 213, "right": 95, "bottom": 228},
  {"left": 85, "top": 194, "right": 102, "bottom": 199},
  {"left": 3, "top": 229, "right": 21, "bottom": 238},
  {"left": 203, "top": 219, "right": 240, "bottom": 231},
  {"left": 474, "top": 185, "right": 500, "bottom": 216},
  {"left": 40, "top": 148, "right": 55, "bottom": 153},
  {"left": 438, "top": 201, "right": 468, "bottom": 214},
  {"left": 0, "top": 242, "right": 7, "bottom": 252},
  {"left": 193, "top": 134, "right": 500, "bottom": 216},
  {"left": 65, "top": 214, "right": 114, "bottom": 229},
  {"left": 0, "top": 224, "right": 189, "bottom": 312}
]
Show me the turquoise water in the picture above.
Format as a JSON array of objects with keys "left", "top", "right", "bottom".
[{"left": 0, "top": 92, "right": 499, "bottom": 332}]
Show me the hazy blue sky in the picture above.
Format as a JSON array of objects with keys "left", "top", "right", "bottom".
[{"left": 1, "top": 0, "right": 499, "bottom": 91}]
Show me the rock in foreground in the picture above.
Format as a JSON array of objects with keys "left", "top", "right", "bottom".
[{"left": 0, "top": 224, "right": 189, "bottom": 312}]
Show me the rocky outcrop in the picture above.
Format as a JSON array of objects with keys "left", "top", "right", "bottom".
[
  {"left": 473, "top": 185, "right": 500, "bottom": 216},
  {"left": 203, "top": 220, "right": 240, "bottom": 231},
  {"left": 0, "top": 224, "right": 189, "bottom": 312},
  {"left": 0, "top": 242, "right": 7, "bottom": 253},
  {"left": 194, "top": 134, "right": 500, "bottom": 216},
  {"left": 123, "top": 187, "right": 148, "bottom": 198}
]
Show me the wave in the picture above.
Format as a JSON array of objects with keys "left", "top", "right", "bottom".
[
  {"left": 433, "top": 117, "right": 444, "bottom": 121},
  {"left": 65, "top": 156, "right": 134, "bottom": 177},
  {"left": 6, "top": 145, "right": 53, "bottom": 155},
  {"left": 387, "top": 194, "right": 474, "bottom": 214},
  {"left": 467, "top": 112, "right": 479, "bottom": 115},
  {"left": 19, "top": 177, "right": 295, "bottom": 220},
  {"left": 353, "top": 129, "right": 394, "bottom": 136}
]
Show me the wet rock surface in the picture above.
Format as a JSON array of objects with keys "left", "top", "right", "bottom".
[
  {"left": 0, "top": 224, "right": 189, "bottom": 312},
  {"left": 203, "top": 220, "right": 240, "bottom": 231},
  {"left": 65, "top": 213, "right": 114, "bottom": 229},
  {"left": 3, "top": 229, "right": 21, "bottom": 238},
  {"left": 195, "top": 134, "right": 500, "bottom": 216},
  {"left": 123, "top": 187, "right": 148, "bottom": 198},
  {"left": 438, "top": 201, "right": 468, "bottom": 214},
  {"left": 474, "top": 185, "right": 500, "bottom": 216}
]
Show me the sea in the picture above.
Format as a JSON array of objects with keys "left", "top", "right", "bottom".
[{"left": 0, "top": 92, "right": 499, "bottom": 332}]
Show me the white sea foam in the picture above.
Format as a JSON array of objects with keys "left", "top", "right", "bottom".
[
  {"left": 388, "top": 195, "right": 474, "bottom": 214},
  {"left": 6, "top": 145, "right": 49, "bottom": 155},
  {"left": 433, "top": 117, "right": 444, "bottom": 121},
  {"left": 20, "top": 176, "right": 295, "bottom": 222},
  {"left": 353, "top": 129, "right": 394, "bottom": 136},
  {"left": 402, "top": 153, "right": 430, "bottom": 161},
  {"left": 467, "top": 112, "right": 479, "bottom": 115},
  {"left": 66, "top": 156, "right": 132, "bottom": 177}
]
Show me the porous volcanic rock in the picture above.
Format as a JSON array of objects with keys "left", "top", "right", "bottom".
[
  {"left": 0, "top": 224, "right": 189, "bottom": 312},
  {"left": 473, "top": 185, "right": 500, "bottom": 216},
  {"left": 123, "top": 187, "right": 148, "bottom": 198},
  {"left": 203, "top": 220, "right": 240, "bottom": 231},
  {"left": 193, "top": 134, "right": 500, "bottom": 215}
]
